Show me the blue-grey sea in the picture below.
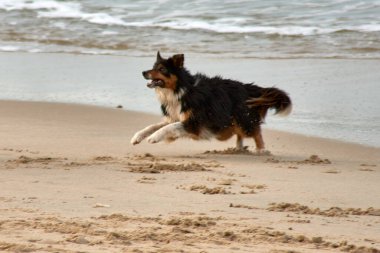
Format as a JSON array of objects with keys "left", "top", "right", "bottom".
[
  {"left": 0, "top": 0, "right": 379, "bottom": 147},
  {"left": 1, "top": 0, "right": 380, "bottom": 58}
]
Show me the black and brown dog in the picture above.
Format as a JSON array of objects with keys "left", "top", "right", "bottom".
[{"left": 131, "top": 52, "right": 292, "bottom": 152}]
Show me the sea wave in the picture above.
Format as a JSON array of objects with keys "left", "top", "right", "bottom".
[
  {"left": 122, "top": 21, "right": 337, "bottom": 35},
  {"left": 1, "top": 0, "right": 379, "bottom": 36},
  {"left": 119, "top": 20, "right": 380, "bottom": 36},
  {"left": 1, "top": 0, "right": 380, "bottom": 59},
  {"left": 0, "top": 0, "right": 126, "bottom": 25},
  {"left": 0, "top": 0, "right": 79, "bottom": 12}
]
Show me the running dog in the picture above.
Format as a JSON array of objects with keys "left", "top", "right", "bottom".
[{"left": 131, "top": 52, "right": 292, "bottom": 152}]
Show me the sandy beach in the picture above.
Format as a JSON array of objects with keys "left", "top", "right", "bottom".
[
  {"left": 1, "top": 0, "right": 380, "bottom": 251},
  {"left": 0, "top": 100, "right": 379, "bottom": 253},
  {"left": 0, "top": 0, "right": 380, "bottom": 253}
]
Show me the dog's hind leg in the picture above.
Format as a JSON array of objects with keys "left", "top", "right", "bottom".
[
  {"left": 253, "top": 128, "right": 265, "bottom": 152},
  {"left": 236, "top": 134, "right": 244, "bottom": 150}
]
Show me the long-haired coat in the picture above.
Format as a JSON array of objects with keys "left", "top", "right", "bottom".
[{"left": 131, "top": 52, "right": 292, "bottom": 152}]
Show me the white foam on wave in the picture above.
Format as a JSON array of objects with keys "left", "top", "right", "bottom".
[
  {"left": 36, "top": 2, "right": 127, "bottom": 26},
  {"left": 121, "top": 19, "right": 337, "bottom": 36},
  {"left": 357, "top": 24, "right": 380, "bottom": 32},
  {"left": 0, "top": 0, "right": 80, "bottom": 12},
  {"left": 101, "top": 30, "right": 119, "bottom": 36},
  {"left": 0, "top": 0, "right": 127, "bottom": 26},
  {"left": 121, "top": 18, "right": 380, "bottom": 36},
  {"left": 0, "top": 46, "right": 19, "bottom": 52}
]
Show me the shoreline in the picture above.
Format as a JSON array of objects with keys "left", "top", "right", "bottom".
[
  {"left": 4, "top": 50, "right": 380, "bottom": 60},
  {"left": 1, "top": 98, "right": 379, "bottom": 151},
  {"left": 1, "top": 99, "right": 379, "bottom": 155},
  {"left": 0, "top": 100, "right": 379, "bottom": 252}
]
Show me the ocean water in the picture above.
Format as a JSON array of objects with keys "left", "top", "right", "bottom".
[{"left": 0, "top": 0, "right": 380, "bottom": 58}]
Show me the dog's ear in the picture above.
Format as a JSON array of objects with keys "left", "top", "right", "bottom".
[
  {"left": 172, "top": 54, "right": 184, "bottom": 68},
  {"left": 157, "top": 51, "right": 163, "bottom": 61}
]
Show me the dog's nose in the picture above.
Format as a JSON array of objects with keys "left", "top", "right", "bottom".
[{"left": 142, "top": 70, "right": 151, "bottom": 80}]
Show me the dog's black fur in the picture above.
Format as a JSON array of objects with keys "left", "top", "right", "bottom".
[{"left": 132, "top": 52, "right": 291, "bottom": 151}]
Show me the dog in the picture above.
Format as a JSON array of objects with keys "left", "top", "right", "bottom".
[{"left": 131, "top": 52, "right": 292, "bottom": 152}]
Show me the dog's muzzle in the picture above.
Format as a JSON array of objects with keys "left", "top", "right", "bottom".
[{"left": 142, "top": 70, "right": 164, "bottom": 88}]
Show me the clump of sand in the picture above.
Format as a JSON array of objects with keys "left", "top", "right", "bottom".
[
  {"left": 7, "top": 156, "right": 61, "bottom": 165},
  {"left": 131, "top": 153, "right": 166, "bottom": 162},
  {"left": 229, "top": 203, "right": 258, "bottom": 210},
  {"left": 265, "top": 155, "right": 332, "bottom": 169},
  {"left": 137, "top": 176, "right": 157, "bottom": 184},
  {"left": 126, "top": 153, "right": 219, "bottom": 173},
  {"left": 299, "top": 155, "right": 331, "bottom": 165},
  {"left": 163, "top": 216, "right": 219, "bottom": 227},
  {"left": 218, "top": 179, "right": 236, "bottom": 185},
  {"left": 93, "top": 156, "right": 115, "bottom": 161},
  {"left": 189, "top": 185, "right": 230, "bottom": 195},
  {"left": 267, "top": 202, "right": 380, "bottom": 217},
  {"left": 242, "top": 184, "right": 267, "bottom": 190},
  {"left": 239, "top": 184, "right": 267, "bottom": 194},
  {"left": 0, "top": 242, "right": 38, "bottom": 252},
  {"left": 204, "top": 146, "right": 271, "bottom": 156},
  {"left": 128, "top": 162, "right": 209, "bottom": 173},
  {"left": 359, "top": 164, "right": 376, "bottom": 172}
]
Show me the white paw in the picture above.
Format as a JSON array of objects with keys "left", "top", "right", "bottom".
[
  {"left": 147, "top": 132, "right": 163, "bottom": 144},
  {"left": 255, "top": 149, "right": 272, "bottom": 156},
  {"left": 130, "top": 132, "right": 146, "bottom": 145}
]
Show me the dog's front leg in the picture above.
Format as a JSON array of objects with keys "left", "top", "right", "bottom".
[
  {"left": 131, "top": 121, "right": 169, "bottom": 145},
  {"left": 147, "top": 122, "right": 188, "bottom": 144}
]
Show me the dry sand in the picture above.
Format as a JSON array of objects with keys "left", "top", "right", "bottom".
[{"left": 0, "top": 100, "right": 379, "bottom": 253}]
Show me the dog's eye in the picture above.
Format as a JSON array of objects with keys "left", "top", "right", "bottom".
[{"left": 159, "top": 67, "right": 168, "bottom": 74}]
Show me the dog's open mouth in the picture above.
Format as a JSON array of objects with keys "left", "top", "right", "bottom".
[{"left": 147, "top": 79, "right": 164, "bottom": 88}]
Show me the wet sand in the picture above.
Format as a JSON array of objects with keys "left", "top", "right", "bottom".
[{"left": 1, "top": 52, "right": 380, "bottom": 147}]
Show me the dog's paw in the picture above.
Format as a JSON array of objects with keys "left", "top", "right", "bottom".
[
  {"left": 130, "top": 132, "right": 145, "bottom": 145},
  {"left": 255, "top": 149, "right": 272, "bottom": 156},
  {"left": 147, "top": 132, "right": 163, "bottom": 144}
]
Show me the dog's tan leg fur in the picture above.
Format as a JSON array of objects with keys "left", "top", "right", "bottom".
[{"left": 253, "top": 130, "right": 265, "bottom": 151}]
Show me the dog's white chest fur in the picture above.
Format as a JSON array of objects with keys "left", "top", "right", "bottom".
[{"left": 155, "top": 88, "right": 185, "bottom": 122}]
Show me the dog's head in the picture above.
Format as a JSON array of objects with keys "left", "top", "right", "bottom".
[{"left": 142, "top": 51, "right": 184, "bottom": 90}]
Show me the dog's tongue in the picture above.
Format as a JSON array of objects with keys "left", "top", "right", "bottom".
[
  {"left": 147, "top": 79, "right": 164, "bottom": 88},
  {"left": 147, "top": 80, "right": 155, "bottom": 88}
]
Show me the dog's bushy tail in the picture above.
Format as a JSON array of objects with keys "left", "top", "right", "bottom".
[{"left": 246, "top": 86, "right": 292, "bottom": 120}]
